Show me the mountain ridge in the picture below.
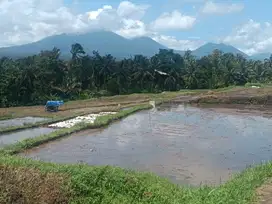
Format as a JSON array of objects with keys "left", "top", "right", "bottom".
[
  {"left": 192, "top": 42, "right": 248, "bottom": 58},
  {"left": 249, "top": 52, "right": 272, "bottom": 60},
  {"left": 0, "top": 31, "right": 269, "bottom": 60}
]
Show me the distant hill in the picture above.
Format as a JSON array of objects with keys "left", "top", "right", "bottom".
[
  {"left": 249, "top": 53, "right": 271, "bottom": 61},
  {"left": 0, "top": 31, "right": 167, "bottom": 59},
  {"left": 0, "top": 32, "right": 268, "bottom": 60},
  {"left": 192, "top": 43, "right": 248, "bottom": 58}
]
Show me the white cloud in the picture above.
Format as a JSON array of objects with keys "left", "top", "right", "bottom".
[
  {"left": 152, "top": 34, "right": 205, "bottom": 50},
  {"left": 222, "top": 19, "right": 272, "bottom": 55},
  {"left": 87, "top": 5, "right": 113, "bottom": 20},
  {"left": 116, "top": 19, "right": 149, "bottom": 38},
  {"left": 0, "top": 0, "right": 201, "bottom": 52},
  {"left": 151, "top": 10, "right": 196, "bottom": 31},
  {"left": 117, "top": 1, "right": 149, "bottom": 20},
  {"left": 202, "top": 1, "right": 244, "bottom": 15},
  {"left": 0, "top": 0, "right": 92, "bottom": 46},
  {"left": 0, "top": 0, "right": 149, "bottom": 47},
  {"left": 87, "top": 6, "right": 124, "bottom": 31}
]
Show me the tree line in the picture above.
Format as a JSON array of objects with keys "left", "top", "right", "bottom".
[{"left": 0, "top": 43, "right": 271, "bottom": 107}]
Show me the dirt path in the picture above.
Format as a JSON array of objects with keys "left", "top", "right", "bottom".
[
  {"left": 171, "top": 95, "right": 198, "bottom": 103},
  {"left": 188, "top": 87, "right": 272, "bottom": 106},
  {"left": 257, "top": 181, "right": 272, "bottom": 204}
]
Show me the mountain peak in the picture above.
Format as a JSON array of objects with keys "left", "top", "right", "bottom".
[
  {"left": 193, "top": 42, "right": 247, "bottom": 57},
  {"left": 0, "top": 31, "right": 166, "bottom": 59},
  {"left": 0, "top": 31, "right": 256, "bottom": 59}
]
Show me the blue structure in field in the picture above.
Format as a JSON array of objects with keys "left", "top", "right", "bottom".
[{"left": 45, "top": 100, "right": 64, "bottom": 112}]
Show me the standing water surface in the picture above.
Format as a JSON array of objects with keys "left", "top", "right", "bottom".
[
  {"left": 21, "top": 104, "right": 272, "bottom": 186},
  {"left": 0, "top": 117, "right": 48, "bottom": 129},
  {"left": 0, "top": 127, "right": 56, "bottom": 147}
]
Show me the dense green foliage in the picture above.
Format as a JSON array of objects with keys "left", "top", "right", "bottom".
[{"left": 1, "top": 43, "right": 272, "bottom": 107}]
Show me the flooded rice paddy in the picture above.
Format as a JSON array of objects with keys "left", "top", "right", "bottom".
[
  {"left": 21, "top": 104, "right": 272, "bottom": 186},
  {"left": 0, "top": 117, "right": 48, "bottom": 129},
  {"left": 0, "top": 127, "right": 56, "bottom": 147}
]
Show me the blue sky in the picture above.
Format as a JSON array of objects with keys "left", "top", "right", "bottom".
[
  {"left": 0, "top": 0, "right": 272, "bottom": 55},
  {"left": 63, "top": 0, "right": 271, "bottom": 40}
]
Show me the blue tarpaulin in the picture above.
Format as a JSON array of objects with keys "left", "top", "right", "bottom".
[
  {"left": 46, "top": 100, "right": 64, "bottom": 107},
  {"left": 45, "top": 100, "right": 64, "bottom": 112}
]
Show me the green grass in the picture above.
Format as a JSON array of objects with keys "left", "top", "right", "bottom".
[
  {"left": 0, "top": 104, "right": 152, "bottom": 155},
  {"left": 214, "top": 85, "right": 241, "bottom": 92},
  {"left": 0, "top": 115, "right": 13, "bottom": 121},
  {"left": 245, "top": 83, "right": 264, "bottom": 88},
  {"left": 1, "top": 154, "right": 272, "bottom": 204}
]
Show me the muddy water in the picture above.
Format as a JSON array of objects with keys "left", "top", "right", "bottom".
[
  {"left": 21, "top": 104, "right": 272, "bottom": 186},
  {"left": 0, "top": 127, "right": 55, "bottom": 147},
  {"left": 0, "top": 117, "right": 48, "bottom": 128}
]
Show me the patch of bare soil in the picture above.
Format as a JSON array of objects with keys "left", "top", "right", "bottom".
[
  {"left": 191, "top": 87, "right": 272, "bottom": 105},
  {"left": 171, "top": 95, "right": 198, "bottom": 103},
  {"left": 0, "top": 165, "right": 72, "bottom": 204},
  {"left": 257, "top": 181, "right": 272, "bottom": 204}
]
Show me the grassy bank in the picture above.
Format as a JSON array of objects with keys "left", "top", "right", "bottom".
[
  {"left": 1, "top": 154, "right": 272, "bottom": 204},
  {"left": 0, "top": 91, "right": 184, "bottom": 119},
  {"left": 189, "top": 86, "right": 272, "bottom": 105},
  {"left": 0, "top": 89, "right": 209, "bottom": 118},
  {"left": 0, "top": 104, "right": 151, "bottom": 155},
  {"left": 0, "top": 115, "right": 13, "bottom": 121},
  {"left": 191, "top": 94, "right": 272, "bottom": 105}
]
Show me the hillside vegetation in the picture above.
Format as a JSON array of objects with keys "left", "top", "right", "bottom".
[{"left": 1, "top": 42, "right": 272, "bottom": 107}]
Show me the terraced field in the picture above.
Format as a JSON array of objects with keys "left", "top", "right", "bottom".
[{"left": 1, "top": 87, "right": 272, "bottom": 204}]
